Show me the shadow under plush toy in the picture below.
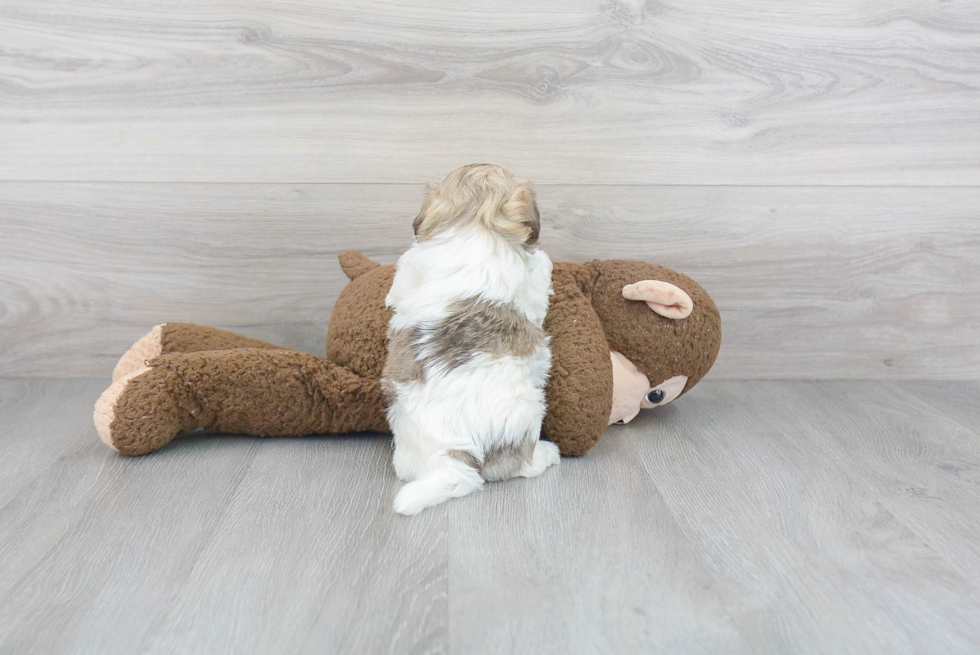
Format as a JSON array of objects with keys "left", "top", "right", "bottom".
[{"left": 94, "top": 251, "right": 721, "bottom": 457}]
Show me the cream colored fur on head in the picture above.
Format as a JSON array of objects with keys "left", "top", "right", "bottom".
[{"left": 413, "top": 163, "right": 540, "bottom": 250}]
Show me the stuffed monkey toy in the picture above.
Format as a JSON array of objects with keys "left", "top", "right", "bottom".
[{"left": 94, "top": 251, "right": 721, "bottom": 457}]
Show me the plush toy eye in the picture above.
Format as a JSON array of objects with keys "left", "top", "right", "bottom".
[{"left": 646, "top": 389, "right": 666, "bottom": 404}]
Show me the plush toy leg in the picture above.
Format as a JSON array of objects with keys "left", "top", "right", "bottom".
[
  {"left": 113, "top": 323, "right": 289, "bottom": 382},
  {"left": 95, "top": 348, "right": 389, "bottom": 456}
]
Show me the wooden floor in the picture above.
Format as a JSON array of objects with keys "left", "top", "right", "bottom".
[{"left": 1, "top": 379, "right": 979, "bottom": 654}]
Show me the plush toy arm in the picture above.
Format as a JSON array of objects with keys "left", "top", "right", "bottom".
[
  {"left": 95, "top": 348, "right": 389, "bottom": 456},
  {"left": 541, "top": 264, "right": 614, "bottom": 457},
  {"left": 113, "top": 323, "right": 290, "bottom": 382}
]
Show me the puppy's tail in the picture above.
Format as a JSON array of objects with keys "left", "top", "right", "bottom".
[{"left": 393, "top": 451, "right": 484, "bottom": 516}]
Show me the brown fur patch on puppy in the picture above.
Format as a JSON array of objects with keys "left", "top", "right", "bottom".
[
  {"left": 479, "top": 438, "right": 535, "bottom": 482},
  {"left": 383, "top": 296, "right": 547, "bottom": 396},
  {"left": 381, "top": 327, "right": 425, "bottom": 403},
  {"left": 448, "top": 436, "right": 535, "bottom": 482},
  {"left": 447, "top": 449, "right": 480, "bottom": 469},
  {"left": 417, "top": 296, "right": 546, "bottom": 374}
]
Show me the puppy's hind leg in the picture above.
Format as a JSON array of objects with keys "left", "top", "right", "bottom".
[
  {"left": 517, "top": 440, "right": 560, "bottom": 479},
  {"left": 393, "top": 450, "right": 485, "bottom": 516}
]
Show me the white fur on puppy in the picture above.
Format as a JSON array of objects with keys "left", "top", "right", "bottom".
[{"left": 383, "top": 164, "right": 558, "bottom": 516}]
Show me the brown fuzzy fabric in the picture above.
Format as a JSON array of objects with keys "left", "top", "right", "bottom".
[
  {"left": 579, "top": 260, "right": 722, "bottom": 397},
  {"left": 100, "top": 251, "right": 721, "bottom": 458},
  {"left": 326, "top": 255, "right": 394, "bottom": 381},
  {"left": 108, "top": 348, "right": 389, "bottom": 456},
  {"left": 159, "top": 322, "right": 288, "bottom": 355},
  {"left": 107, "top": 364, "right": 202, "bottom": 456},
  {"left": 338, "top": 249, "right": 381, "bottom": 280},
  {"left": 540, "top": 263, "right": 614, "bottom": 456}
]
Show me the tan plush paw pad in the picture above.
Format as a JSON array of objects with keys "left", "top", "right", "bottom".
[
  {"left": 94, "top": 367, "right": 148, "bottom": 452},
  {"left": 94, "top": 362, "right": 197, "bottom": 456},
  {"left": 112, "top": 325, "right": 164, "bottom": 382}
]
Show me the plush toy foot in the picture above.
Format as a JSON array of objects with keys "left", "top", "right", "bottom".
[
  {"left": 112, "top": 323, "right": 291, "bottom": 382},
  {"left": 112, "top": 325, "right": 164, "bottom": 382},
  {"left": 94, "top": 364, "right": 200, "bottom": 456},
  {"left": 95, "top": 348, "right": 389, "bottom": 456}
]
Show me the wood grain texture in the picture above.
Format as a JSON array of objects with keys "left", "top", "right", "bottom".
[
  {"left": 0, "top": 378, "right": 97, "bottom": 508},
  {"left": 0, "top": 410, "right": 262, "bottom": 652},
  {"left": 2, "top": 182, "right": 978, "bottom": 379},
  {"left": 0, "top": 380, "right": 445, "bottom": 655},
  {"left": 1, "top": 0, "right": 978, "bottom": 184},
  {"left": 2, "top": 379, "right": 980, "bottom": 653},
  {"left": 135, "top": 436, "right": 447, "bottom": 655},
  {"left": 894, "top": 380, "right": 980, "bottom": 434},
  {"left": 777, "top": 381, "right": 980, "bottom": 588},
  {"left": 623, "top": 381, "right": 980, "bottom": 654},
  {"left": 447, "top": 430, "right": 746, "bottom": 654}
]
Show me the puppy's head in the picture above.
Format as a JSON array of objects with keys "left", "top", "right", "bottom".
[{"left": 413, "top": 164, "right": 539, "bottom": 250}]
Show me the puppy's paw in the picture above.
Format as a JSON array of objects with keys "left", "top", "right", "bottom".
[
  {"left": 538, "top": 439, "right": 561, "bottom": 468},
  {"left": 393, "top": 482, "right": 430, "bottom": 516},
  {"left": 518, "top": 440, "right": 561, "bottom": 478}
]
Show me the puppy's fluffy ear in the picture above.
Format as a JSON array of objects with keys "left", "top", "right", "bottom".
[
  {"left": 413, "top": 183, "right": 447, "bottom": 239},
  {"left": 499, "top": 183, "right": 540, "bottom": 248}
]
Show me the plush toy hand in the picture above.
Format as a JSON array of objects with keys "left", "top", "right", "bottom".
[{"left": 540, "top": 263, "right": 614, "bottom": 456}]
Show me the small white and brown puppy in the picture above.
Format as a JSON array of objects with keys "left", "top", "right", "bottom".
[{"left": 382, "top": 163, "right": 559, "bottom": 515}]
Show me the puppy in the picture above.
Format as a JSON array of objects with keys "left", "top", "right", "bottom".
[{"left": 382, "top": 164, "right": 559, "bottom": 515}]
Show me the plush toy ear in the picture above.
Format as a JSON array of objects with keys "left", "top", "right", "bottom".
[
  {"left": 338, "top": 250, "right": 381, "bottom": 280},
  {"left": 622, "top": 280, "right": 694, "bottom": 319}
]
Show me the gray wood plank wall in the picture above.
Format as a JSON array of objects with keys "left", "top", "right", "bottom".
[{"left": 1, "top": 0, "right": 979, "bottom": 379}]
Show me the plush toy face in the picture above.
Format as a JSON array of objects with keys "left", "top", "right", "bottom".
[{"left": 581, "top": 260, "right": 722, "bottom": 424}]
